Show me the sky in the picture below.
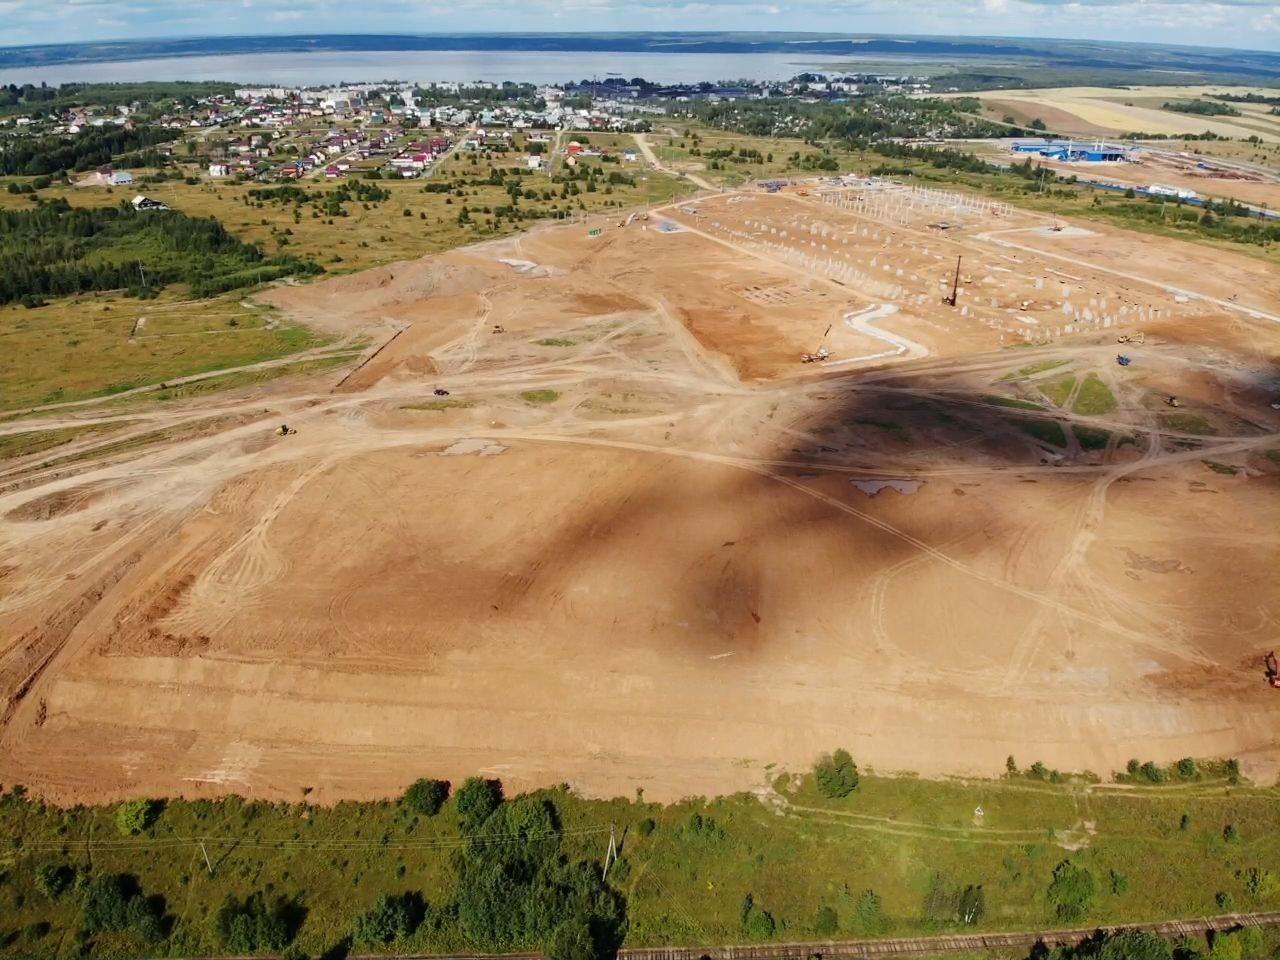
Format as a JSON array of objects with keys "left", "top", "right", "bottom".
[{"left": 0, "top": 0, "right": 1277, "bottom": 51}]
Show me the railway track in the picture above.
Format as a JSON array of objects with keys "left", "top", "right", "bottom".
[{"left": 171, "top": 911, "right": 1280, "bottom": 960}]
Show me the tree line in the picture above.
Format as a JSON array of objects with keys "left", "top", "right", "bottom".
[
  {"left": 0, "top": 198, "right": 320, "bottom": 305},
  {"left": 0, "top": 125, "right": 176, "bottom": 176}
]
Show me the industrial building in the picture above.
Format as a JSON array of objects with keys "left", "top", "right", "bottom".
[{"left": 1012, "top": 139, "right": 1132, "bottom": 162}]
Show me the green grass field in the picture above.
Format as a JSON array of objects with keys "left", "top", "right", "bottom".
[
  {"left": 0, "top": 291, "right": 329, "bottom": 411},
  {"left": 0, "top": 139, "right": 688, "bottom": 413},
  {"left": 1, "top": 755, "right": 1277, "bottom": 960},
  {"left": 1071, "top": 375, "right": 1118, "bottom": 416}
]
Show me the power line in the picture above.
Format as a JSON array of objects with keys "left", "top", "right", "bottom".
[{"left": 9, "top": 824, "right": 612, "bottom": 856}]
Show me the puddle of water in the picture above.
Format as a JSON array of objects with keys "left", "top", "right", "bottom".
[
  {"left": 498, "top": 258, "right": 539, "bottom": 273},
  {"left": 440, "top": 438, "right": 507, "bottom": 457},
  {"left": 851, "top": 478, "right": 922, "bottom": 496}
]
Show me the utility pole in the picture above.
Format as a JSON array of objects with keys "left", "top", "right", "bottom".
[
  {"left": 944, "top": 255, "right": 962, "bottom": 307},
  {"left": 602, "top": 824, "right": 618, "bottom": 882},
  {"left": 199, "top": 841, "right": 214, "bottom": 875}
]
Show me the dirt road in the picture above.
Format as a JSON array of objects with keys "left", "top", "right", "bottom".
[
  {"left": 3, "top": 183, "right": 1280, "bottom": 807},
  {"left": 634, "top": 132, "right": 716, "bottom": 191}
]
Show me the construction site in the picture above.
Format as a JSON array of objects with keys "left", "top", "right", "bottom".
[{"left": 3, "top": 175, "right": 1280, "bottom": 806}]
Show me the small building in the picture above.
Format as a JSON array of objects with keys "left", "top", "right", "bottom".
[
  {"left": 108, "top": 170, "right": 135, "bottom": 186},
  {"left": 208, "top": 163, "right": 231, "bottom": 178},
  {"left": 131, "top": 195, "right": 169, "bottom": 211}
]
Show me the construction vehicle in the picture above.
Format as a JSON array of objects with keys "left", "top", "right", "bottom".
[
  {"left": 801, "top": 324, "right": 833, "bottom": 363},
  {"left": 1266, "top": 651, "right": 1280, "bottom": 688},
  {"left": 274, "top": 424, "right": 296, "bottom": 436},
  {"left": 1165, "top": 396, "right": 1181, "bottom": 408},
  {"left": 433, "top": 388, "right": 450, "bottom": 397},
  {"left": 1117, "top": 331, "right": 1145, "bottom": 344},
  {"left": 492, "top": 324, "right": 505, "bottom": 334},
  {"left": 1116, "top": 354, "right": 1132, "bottom": 366}
]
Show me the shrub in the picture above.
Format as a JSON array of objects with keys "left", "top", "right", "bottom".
[
  {"left": 739, "top": 893, "right": 776, "bottom": 939},
  {"left": 958, "top": 884, "right": 985, "bottom": 924},
  {"left": 1224, "top": 824, "right": 1240, "bottom": 843},
  {"left": 637, "top": 817, "right": 656, "bottom": 837},
  {"left": 403, "top": 778, "right": 449, "bottom": 817},
  {"left": 1175, "top": 757, "right": 1198, "bottom": 780},
  {"left": 1216, "top": 891, "right": 1235, "bottom": 910},
  {"left": 1095, "top": 929, "right": 1174, "bottom": 960},
  {"left": 546, "top": 919, "right": 596, "bottom": 960},
  {"left": 1047, "top": 860, "right": 1095, "bottom": 921},
  {"left": 813, "top": 905, "right": 838, "bottom": 936},
  {"left": 1005, "top": 755, "right": 1017, "bottom": 775},
  {"left": 352, "top": 892, "right": 423, "bottom": 945},
  {"left": 854, "top": 889, "right": 887, "bottom": 935},
  {"left": 1029, "top": 761, "right": 1048, "bottom": 780},
  {"left": 115, "top": 799, "right": 157, "bottom": 836},
  {"left": 1208, "top": 928, "right": 1263, "bottom": 960},
  {"left": 1140, "top": 761, "right": 1166, "bottom": 783},
  {"left": 922, "top": 873, "right": 959, "bottom": 923},
  {"left": 35, "top": 863, "right": 74, "bottom": 900},
  {"left": 212, "top": 892, "right": 293, "bottom": 952},
  {"left": 1243, "top": 867, "right": 1279, "bottom": 899},
  {"left": 455, "top": 777, "right": 502, "bottom": 833},
  {"left": 455, "top": 796, "right": 624, "bottom": 954},
  {"left": 814, "top": 748, "right": 859, "bottom": 798},
  {"left": 80, "top": 873, "right": 162, "bottom": 941}
]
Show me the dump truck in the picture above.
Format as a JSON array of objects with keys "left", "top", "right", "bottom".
[{"left": 801, "top": 346, "right": 832, "bottom": 363}]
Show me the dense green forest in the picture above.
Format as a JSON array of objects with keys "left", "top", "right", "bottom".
[
  {"left": 0, "top": 125, "right": 176, "bottom": 176},
  {"left": 0, "top": 198, "right": 321, "bottom": 304}
]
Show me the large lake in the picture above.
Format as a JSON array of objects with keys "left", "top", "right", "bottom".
[{"left": 0, "top": 50, "right": 875, "bottom": 86}]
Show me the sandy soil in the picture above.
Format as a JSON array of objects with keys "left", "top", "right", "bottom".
[{"left": 3, "top": 184, "right": 1280, "bottom": 806}]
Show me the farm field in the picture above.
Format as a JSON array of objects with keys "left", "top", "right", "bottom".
[
  {"left": 952, "top": 86, "right": 1280, "bottom": 141},
  {"left": 3, "top": 175, "right": 1280, "bottom": 817}
]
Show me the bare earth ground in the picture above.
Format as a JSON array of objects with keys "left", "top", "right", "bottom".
[{"left": 3, "top": 183, "right": 1280, "bottom": 805}]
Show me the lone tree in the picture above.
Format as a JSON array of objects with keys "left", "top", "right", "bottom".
[
  {"left": 454, "top": 777, "right": 503, "bottom": 833},
  {"left": 403, "top": 778, "right": 449, "bottom": 817},
  {"left": 1047, "top": 859, "right": 1096, "bottom": 921},
  {"left": 115, "top": 799, "right": 157, "bottom": 837},
  {"left": 814, "top": 748, "right": 860, "bottom": 799}
]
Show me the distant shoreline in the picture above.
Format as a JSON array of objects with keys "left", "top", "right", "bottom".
[{"left": 1, "top": 32, "right": 1278, "bottom": 80}]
